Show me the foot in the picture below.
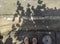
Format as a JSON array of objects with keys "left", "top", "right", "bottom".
[
  {"left": 32, "top": 38, "right": 37, "bottom": 44},
  {"left": 24, "top": 37, "right": 29, "bottom": 44}
]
